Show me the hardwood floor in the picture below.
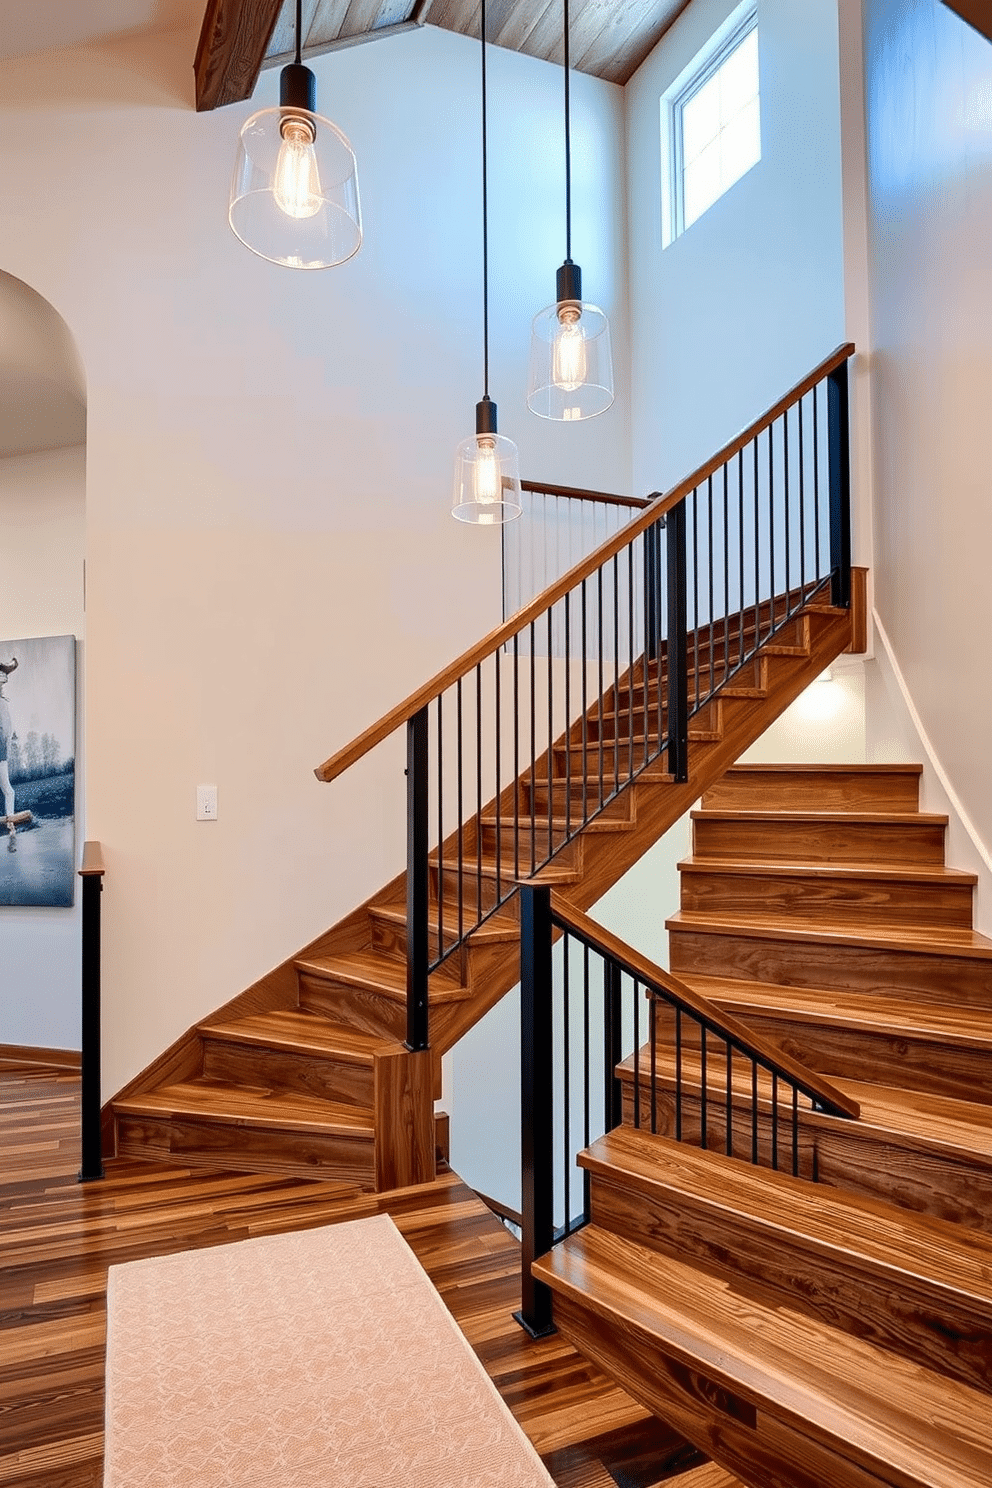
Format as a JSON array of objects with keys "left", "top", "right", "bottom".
[{"left": 0, "top": 1064, "right": 707, "bottom": 1488}]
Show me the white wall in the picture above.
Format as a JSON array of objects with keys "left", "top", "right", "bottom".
[
  {"left": 0, "top": 446, "right": 86, "bottom": 1050},
  {"left": 0, "top": 23, "right": 630, "bottom": 1095},
  {"left": 625, "top": 0, "right": 847, "bottom": 496},
  {"left": 860, "top": 0, "right": 992, "bottom": 868}
]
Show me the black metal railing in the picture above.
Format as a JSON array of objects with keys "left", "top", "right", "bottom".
[
  {"left": 515, "top": 886, "right": 859, "bottom": 1336},
  {"left": 315, "top": 344, "right": 855, "bottom": 1055},
  {"left": 503, "top": 481, "right": 651, "bottom": 628},
  {"left": 79, "top": 840, "right": 105, "bottom": 1182}
]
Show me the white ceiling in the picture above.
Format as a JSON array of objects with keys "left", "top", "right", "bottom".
[{"left": 0, "top": 0, "right": 203, "bottom": 63}]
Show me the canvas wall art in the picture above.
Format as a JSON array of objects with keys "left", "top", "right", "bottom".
[{"left": 0, "top": 635, "right": 76, "bottom": 908}]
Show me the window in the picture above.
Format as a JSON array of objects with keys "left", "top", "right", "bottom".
[{"left": 663, "top": 6, "right": 761, "bottom": 244}]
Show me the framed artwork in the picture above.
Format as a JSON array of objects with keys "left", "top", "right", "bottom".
[{"left": 0, "top": 635, "right": 76, "bottom": 908}]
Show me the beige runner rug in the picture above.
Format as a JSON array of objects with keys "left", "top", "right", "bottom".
[{"left": 105, "top": 1213, "right": 555, "bottom": 1488}]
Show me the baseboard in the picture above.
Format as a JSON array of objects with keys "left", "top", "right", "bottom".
[{"left": 0, "top": 1043, "right": 82, "bottom": 1071}]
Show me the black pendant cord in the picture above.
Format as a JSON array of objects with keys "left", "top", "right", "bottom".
[
  {"left": 295, "top": 0, "right": 303, "bottom": 66},
  {"left": 481, "top": 0, "right": 490, "bottom": 400},
  {"left": 563, "top": 0, "right": 571, "bottom": 263}
]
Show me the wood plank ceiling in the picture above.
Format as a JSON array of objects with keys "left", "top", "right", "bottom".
[{"left": 194, "top": 0, "right": 692, "bottom": 111}]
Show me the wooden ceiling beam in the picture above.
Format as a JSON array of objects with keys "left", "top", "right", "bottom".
[
  {"left": 194, "top": 0, "right": 285, "bottom": 113},
  {"left": 941, "top": 1, "right": 992, "bottom": 43}
]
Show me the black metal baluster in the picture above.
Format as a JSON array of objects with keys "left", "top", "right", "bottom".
[
  {"left": 516, "top": 883, "right": 555, "bottom": 1337},
  {"left": 723, "top": 463, "right": 730, "bottom": 687},
  {"left": 751, "top": 1059, "right": 759, "bottom": 1165},
  {"left": 528, "top": 621, "right": 537, "bottom": 874},
  {"left": 613, "top": 555, "right": 620, "bottom": 798},
  {"left": 726, "top": 1041, "right": 733, "bottom": 1157},
  {"left": 476, "top": 664, "right": 483, "bottom": 928},
  {"left": 437, "top": 695, "right": 444, "bottom": 959},
  {"left": 633, "top": 977, "right": 641, "bottom": 1129},
  {"left": 494, "top": 661, "right": 501, "bottom": 906},
  {"left": 754, "top": 437, "right": 761, "bottom": 649},
  {"left": 644, "top": 533, "right": 653, "bottom": 771},
  {"left": 814, "top": 381, "right": 822, "bottom": 582},
  {"left": 406, "top": 707, "right": 430, "bottom": 1053},
  {"left": 456, "top": 678, "right": 464, "bottom": 946},
  {"left": 513, "top": 634, "right": 520, "bottom": 884},
  {"left": 564, "top": 591, "right": 572, "bottom": 842},
  {"left": 666, "top": 501, "right": 688, "bottom": 782},
  {"left": 563, "top": 930, "right": 571, "bottom": 1228},
  {"left": 700, "top": 1025, "right": 708, "bottom": 1151},
  {"left": 548, "top": 608, "right": 554, "bottom": 866},
  {"left": 604, "top": 957, "right": 622, "bottom": 1132},
  {"left": 772, "top": 1071, "right": 779, "bottom": 1171},
  {"left": 583, "top": 944, "right": 591, "bottom": 1153},
  {"left": 581, "top": 579, "right": 588, "bottom": 826},
  {"left": 784, "top": 408, "right": 791, "bottom": 619},
  {"left": 597, "top": 567, "right": 604, "bottom": 812},
  {"left": 627, "top": 542, "right": 635, "bottom": 786},
  {"left": 739, "top": 449, "right": 746, "bottom": 672},
  {"left": 792, "top": 1085, "right": 800, "bottom": 1177},
  {"left": 707, "top": 476, "right": 715, "bottom": 700},
  {"left": 692, "top": 490, "right": 700, "bottom": 709},
  {"left": 828, "top": 357, "right": 852, "bottom": 608},
  {"left": 674, "top": 1007, "right": 681, "bottom": 1141},
  {"left": 768, "top": 424, "right": 776, "bottom": 633},
  {"left": 798, "top": 395, "right": 806, "bottom": 600}
]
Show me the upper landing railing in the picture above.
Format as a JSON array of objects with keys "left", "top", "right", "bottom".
[{"left": 315, "top": 343, "right": 855, "bottom": 1054}]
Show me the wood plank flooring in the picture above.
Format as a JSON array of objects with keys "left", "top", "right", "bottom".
[{"left": 0, "top": 1065, "right": 707, "bottom": 1488}]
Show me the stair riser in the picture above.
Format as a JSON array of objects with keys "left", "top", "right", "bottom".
[
  {"left": 679, "top": 869, "right": 974, "bottom": 930},
  {"left": 480, "top": 821, "right": 574, "bottom": 859},
  {"left": 525, "top": 781, "right": 634, "bottom": 824},
  {"left": 691, "top": 816, "right": 947, "bottom": 865},
  {"left": 712, "top": 1010, "right": 992, "bottom": 1104},
  {"left": 548, "top": 1290, "right": 886, "bottom": 1488},
  {"left": 668, "top": 927, "right": 992, "bottom": 1007},
  {"left": 201, "top": 1037, "right": 374, "bottom": 1107},
  {"left": 702, "top": 769, "right": 921, "bottom": 814},
  {"left": 115, "top": 1114, "right": 376, "bottom": 1187},
  {"left": 620, "top": 1085, "right": 992, "bottom": 1235},
  {"left": 299, "top": 973, "right": 406, "bottom": 1041},
  {"left": 588, "top": 1170, "right": 992, "bottom": 1397},
  {"left": 554, "top": 742, "right": 670, "bottom": 782}
]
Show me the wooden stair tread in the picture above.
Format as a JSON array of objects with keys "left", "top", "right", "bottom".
[
  {"left": 719, "top": 763, "right": 924, "bottom": 776},
  {"left": 622, "top": 1050, "right": 992, "bottom": 1161},
  {"left": 678, "top": 975, "right": 992, "bottom": 1047},
  {"left": 370, "top": 900, "right": 521, "bottom": 944},
  {"left": 203, "top": 1010, "right": 393, "bottom": 1062},
  {"left": 296, "top": 948, "right": 471, "bottom": 1002},
  {"left": 678, "top": 856, "right": 977, "bottom": 886},
  {"left": 691, "top": 807, "right": 948, "bottom": 824},
  {"left": 536, "top": 1226, "right": 992, "bottom": 1486},
  {"left": 114, "top": 1080, "right": 375, "bottom": 1133},
  {"left": 582, "top": 1126, "right": 992, "bottom": 1307},
  {"left": 666, "top": 908, "right": 992, "bottom": 959}
]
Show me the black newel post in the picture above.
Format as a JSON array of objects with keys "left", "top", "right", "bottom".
[
  {"left": 827, "top": 357, "right": 852, "bottom": 610},
  {"left": 604, "top": 957, "right": 623, "bottom": 1132},
  {"left": 666, "top": 499, "right": 689, "bottom": 783},
  {"left": 515, "top": 883, "right": 556, "bottom": 1338},
  {"left": 79, "top": 844, "right": 105, "bottom": 1182},
  {"left": 406, "top": 708, "right": 430, "bottom": 1053}
]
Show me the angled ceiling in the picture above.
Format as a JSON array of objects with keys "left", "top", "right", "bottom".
[{"left": 194, "top": 0, "right": 692, "bottom": 111}]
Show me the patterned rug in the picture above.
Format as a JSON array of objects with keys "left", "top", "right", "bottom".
[{"left": 105, "top": 1213, "right": 555, "bottom": 1487}]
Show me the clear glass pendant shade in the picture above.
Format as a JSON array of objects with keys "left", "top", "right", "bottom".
[
  {"left": 452, "top": 406, "right": 522, "bottom": 525},
  {"left": 230, "top": 105, "right": 361, "bottom": 269},
  {"left": 527, "top": 296, "right": 614, "bottom": 421}
]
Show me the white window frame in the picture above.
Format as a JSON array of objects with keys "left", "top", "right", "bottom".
[{"left": 661, "top": 2, "right": 760, "bottom": 248}]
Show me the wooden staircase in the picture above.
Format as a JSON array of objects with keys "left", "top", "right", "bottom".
[
  {"left": 533, "top": 763, "right": 992, "bottom": 1487},
  {"left": 108, "top": 590, "right": 863, "bottom": 1186}
]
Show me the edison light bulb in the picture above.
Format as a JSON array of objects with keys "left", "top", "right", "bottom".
[
  {"left": 474, "top": 436, "right": 500, "bottom": 513},
  {"left": 274, "top": 117, "right": 322, "bottom": 220},
  {"left": 552, "top": 306, "right": 587, "bottom": 392}
]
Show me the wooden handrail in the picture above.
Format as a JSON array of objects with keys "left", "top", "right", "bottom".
[
  {"left": 548, "top": 892, "right": 860, "bottom": 1121},
  {"left": 315, "top": 342, "right": 855, "bottom": 785},
  {"left": 521, "top": 479, "right": 653, "bottom": 510}
]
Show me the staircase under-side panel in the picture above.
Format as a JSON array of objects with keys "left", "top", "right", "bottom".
[
  {"left": 534, "top": 762, "right": 992, "bottom": 1488},
  {"left": 110, "top": 589, "right": 863, "bottom": 1188}
]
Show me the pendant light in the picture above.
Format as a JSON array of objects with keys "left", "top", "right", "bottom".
[
  {"left": 229, "top": 0, "right": 361, "bottom": 269},
  {"left": 452, "top": 0, "right": 523, "bottom": 525},
  {"left": 527, "top": 0, "right": 614, "bottom": 421}
]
